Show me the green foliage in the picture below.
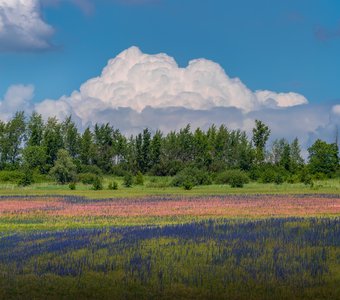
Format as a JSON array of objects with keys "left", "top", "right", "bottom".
[
  {"left": 68, "top": 182, "right": 76, "bottom": 190},
  {"left": 172, "top": 167, "right": 212, "bottom": 188},
  {"left": 49, "top": 149, "right": 77, "bottom": 184},
  {"left": 123, "top": 173, "right": 134, "bottom": 188},
  {"left": 2, "top": 112, "right": 340, "bottom": 182},
  {"left": 22, "top": 145, "right": 47, "bottom": 173},
  {"left": 183, "top": 180, "right": 194, "bottom": 190},
  {"left": 17, "top": 168, "right": 34, "bottom": 187},
  {"left": 274, "top": 173, "right": 284, "bottom": 185},
  {"left": 308, "top": 139, "right": 339, "bottom": 177},
  {"left": 0, "top": 170, "right": 24, "bottom": 183},
  {"left": 146, "top": 177, "right": 171, "bottom": 188},
  {"left": 78, "top": 173, "right": 99, "bottom": 185},
  {"left": 79, "top": 165, "right": 103, "bottom": 176},
  {"left": 215, "top": 169, "right": 249, "bottom": 188},
  {"left": 252, "top": 120, "right": 271, "bottom": 164},
  {"left": 91, "top": 176, "right": 103, "bottom": 190},
  {"left": 108, "top": 181, "right": 118, "bottom": 190},
  {"left": 135, "top": 171, "right": 144, "bottom": 185}
]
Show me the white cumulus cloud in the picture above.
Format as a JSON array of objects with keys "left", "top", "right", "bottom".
[
  {"left": 1, "top": 47, "right": 337, "bottom": 154},
  {"left": 0, "top": 84, "right": 34, "bottom": 120},
  {"left": 36, "top": 46, "right": 308, "bottom": 122},
  {"left": 0, "top": 0, "right": 54, "bottom": 52}
]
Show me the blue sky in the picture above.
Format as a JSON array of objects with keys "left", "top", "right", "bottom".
[
  {"left": 0, "top": 0, "right": 339, "bottom": 104},
  {"left": 0, "top": 0, "right": 339, "bottom": 152}
]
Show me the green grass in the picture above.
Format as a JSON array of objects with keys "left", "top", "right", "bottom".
[{"left": 0, "top": 177, "right": 339, "bottom": 199}]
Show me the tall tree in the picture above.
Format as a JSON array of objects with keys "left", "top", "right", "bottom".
[
  {"left": 43, "top": 117, "right": 64, "bottom": 167},
  {"left": 27, "top": 112, "right": 44, "bottom": 147},
  {"left": 141, "top": 128, "right": 152, "bottom": 173},
  {"left": 93, "top": 123, "right": 114, "bottom": 172},
  {"left": 150, "top": 130, "right": 162, "bottom": 169},
  {"left": 290, "top": 138, "right": 304, "bottom": 172},
  {"left": 252, "top": 120, "right": 271, "bottom": 164},
  {"left": 62, "top": 116, "right": 80, "bottom": 159},
  {"left": 1, "top": 112, "right": 26, "bottom": 168},
  {"left": 79, "top": 127, "right": 94, "bottom": 166}
]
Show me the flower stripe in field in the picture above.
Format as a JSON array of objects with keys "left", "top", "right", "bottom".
[{"left": 0, "top": 195, "right": 339, "bottom": 218}]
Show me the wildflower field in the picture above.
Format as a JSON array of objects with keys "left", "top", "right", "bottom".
[{"left": 1, "top": 194, "right": 340, "bottom": 299}]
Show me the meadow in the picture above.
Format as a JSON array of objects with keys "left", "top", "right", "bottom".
[{"left": 0, "top": 180, "right": 339, "bottom": 299}]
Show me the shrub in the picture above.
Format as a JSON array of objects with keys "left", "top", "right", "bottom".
[
  {"left": 108, "top": 181, "right": 118, "bottom": 190},
  {"left": 0, "top": 170, "right": 24, "bottom": 183},
  {"left": 69, "top": 182, "right": 76, "bottom": 190},
  {"left": 79, "top": 173, "right": 98, "bottom": 185},
  {"left": 18, "top": 169, "right": 33, "bottom": 187},
  {"left": 215, "top": 169, "right": 249, "bottom": 188},
  {"left": 287, "top": 175, "right": 299, "bottom": 184},
  {"left": 92, "top": 176, "right": 103, "bottom": 190},
  {"left": 183, "top": 180, "right": 194, "bottom": 190},
  {"left": 146, "top": 177, "right": 171, "bottom": 188},
  {"left": 123, "top": 173, "right": 133, "bottom": 188},
  {"left": 274, "top": 173, "right": 284, "bottom": 185},
  {"left": 172, "top": 167, "right": 212, "bottom": 188},
  {"left": 260, "top": 169, "right": 277, "bottom": 183},
  {"left": 79, "top": 165, "right": 103, "bottom": 176},
  {"left": 135, "top": 171, "right": 144, "bottom": 185}
]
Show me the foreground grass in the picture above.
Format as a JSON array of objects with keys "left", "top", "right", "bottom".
[
  {"left": 1, "top": 218, "right": 340, "bottom": 300},
  {"left": 0, "top": 177, "right": 339, "bottom": 199}
]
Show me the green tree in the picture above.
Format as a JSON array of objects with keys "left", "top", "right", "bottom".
[
  {"left": 27, "top": 112, "right": 44, "bottom": 147},
  {"left": 0, "top": 112, "right": 26, "bottom": 168},
  {"left": 79, "top": 127, "right": 94, "bottom": 166},
  {"left": 22, "top": 146, "right": 47, "bottom": 173},
  {"left": 43, "top": 117, "right": 64, "bottom": 167},
  {"left": 49, "top": 149, "right": 77, "bottom": 184},
  {"left": 93, "top": 123, "right": 114, "bottom": 173},
  {"left": 308, "top": 139, "right": 339, "bottom": 176},
  {"left": 150, "top": 130, "right": 162, "bottom": 169},
  {"left": 252, "top": 120, "right": 271, "bottom": 164},
  {"left": 141, "top": 128, "right": 152, "bottom": 173},
  {"left": 62, "top": 116, "right": 80, "bottom": 159},
  {"left": 290, "top": 138, "right": 304, "bottom": 172}
]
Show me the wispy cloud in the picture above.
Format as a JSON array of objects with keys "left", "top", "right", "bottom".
[{"left": 314, "top": 23, "right": 340, "bottom": 41}]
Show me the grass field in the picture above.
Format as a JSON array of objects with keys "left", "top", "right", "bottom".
[
  {"left": 0, "top": 180, "right": 339, "bottom": 299},
  {"left": 0, "top": 177, "right": 339, "bottom": 199}
]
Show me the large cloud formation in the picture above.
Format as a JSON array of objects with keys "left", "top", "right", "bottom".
[
  {"left": 36, "top": 46, "right": 308, "bottom": 120},
  {"left": 0, "top": 0, "right": 54, "bottom": 52},
  {"left": 0, "top": 47, "right": 339, "bottom": 154}
]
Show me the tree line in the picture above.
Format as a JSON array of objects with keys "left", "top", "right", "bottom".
[{"left": 0, "top": 112, "right": 339, "bottom": 187}]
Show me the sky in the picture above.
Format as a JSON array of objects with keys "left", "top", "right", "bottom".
[{"left": 0, "top": 0, "right": 339, "bottom": 152}]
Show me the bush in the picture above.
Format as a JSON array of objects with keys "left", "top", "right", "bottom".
[
  {"left": 287, "top": 175, "right": 299, "bottom": 184},
  {"left": 69, "top": 182, "right": 76, "bottom": 190},
  {"left": 123, "top": 173, "right": 133, "bottom": 188},
  {"left": 92, "top": 176, "right": 103, "bottom": 190},
  {"left": 183, "top": 180, "right": 194, "bottom": 190},
  {"left": 274, "top": 173, "right": 284, "bottom": 185},
  {"left": 78, "top": 173, "right": 98, "bottom": 185},
  {"left": 146, "top": 177, "right": 171, "bottom": 188},
  {"left": 0, "top": 170, "right": 24, "bottom": 183},
  {"left": 135, "top": 171, "right": 144, "bottom": 185},
  {"left": 108, "top": 181, "right": 118, "bottom": 190},
  {"left": 172, "top": 167, "right": 212, "bottom": 188},
  {"left": 79, "top": 165, "right": 103, "bottom": 176},
  {"left": 215, "top": 169, "right": 250, "bottom": 188},
  {"left": 18, "top": 169, "right": 33, "bottom": 187},
  {"left": 260, "top": 169, "right": 277, "bottom": 183}
]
